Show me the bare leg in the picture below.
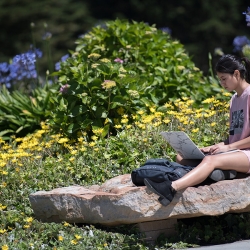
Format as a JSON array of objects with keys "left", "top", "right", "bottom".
[
  {"left": 176, "top": 153, "right": 201, "bottom": 167},
  {"left": 172, "top": 152, "right": 250, "bottom": 191}
]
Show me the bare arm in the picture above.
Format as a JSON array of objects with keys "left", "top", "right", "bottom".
[
  {"left": 207, "top": 136, "right": 250, "bottom": 154},
  {"left": 200, "top": 137, "right": 229, "bottom": 153}
]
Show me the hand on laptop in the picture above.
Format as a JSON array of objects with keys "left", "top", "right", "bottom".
[
  {"left": 201, "top": 144, "right": 235, "bottom": 155},
  {"left": 200, "top": 145, "right": 213, "bottom": 154}
]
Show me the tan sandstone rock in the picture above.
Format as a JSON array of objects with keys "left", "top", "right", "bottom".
[{"left": 29, "top": 174, "right": 250, "bottom": 226}]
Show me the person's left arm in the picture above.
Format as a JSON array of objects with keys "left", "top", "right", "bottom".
[{"left": 209, "top": 136, "right": 250, "bottom": 154}]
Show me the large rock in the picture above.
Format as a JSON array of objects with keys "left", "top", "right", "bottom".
[{"left": 29, "top": 174, "right": 250, "bottom": 226}]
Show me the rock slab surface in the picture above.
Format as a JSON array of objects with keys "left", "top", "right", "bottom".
[{"left": 29, "top": 174, "right": 250, "bottom": 226}]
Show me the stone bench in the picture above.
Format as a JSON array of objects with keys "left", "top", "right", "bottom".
[{"left": 29, "top": 174, "right": 250, "bottom": 241}]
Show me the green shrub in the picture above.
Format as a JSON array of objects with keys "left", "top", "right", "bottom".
[
  {"left": 50, "top": 19, "right": 221, "bottom": 139},
  {"left": 0, "top": 84, "right": 57, "bottom": 140}
]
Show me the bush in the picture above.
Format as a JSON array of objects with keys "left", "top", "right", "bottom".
[
  {"left": 50, "top": 19, "right": 221, "bottom": 139},
  {"left": 0, "top": 84, "right": 57, "bottom": 140}
]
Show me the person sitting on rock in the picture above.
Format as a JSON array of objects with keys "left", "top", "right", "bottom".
[{"left": 144, "top": 54, "right": 250, "bottom": 206}]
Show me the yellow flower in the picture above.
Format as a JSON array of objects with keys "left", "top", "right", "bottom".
[
  {"left": 69, "top": 157, "right": 75, "bottom": 162},
  {"left": 118, "top": 74, "right": 126, "bottom": 78},
  {"left": 137, "top": 110, "right": 144, "bottom": 115},
  {"left": 119, "top": 67, "right": 127, "bottom": 73},
  {"left": 58, "top": 138, "right": 69, "bottom": 144},
  {"left": 58, "top": 235, "right": 64, "bottom": 241},
  {"left": 177, "top": 65, "right": 185, "bottom": 70},
  {"left": 91, "top": 135, "right": 98, "bottom": 141},
  {"left": 114, "top": 125, "right": 122, "bottom": 129},
  {"left": 223, "top": 92, "right": 232, "bottom": 97},
  {"left": 202, "top": 97, "right": 215, "bottom": 104},
  {"left": 23, "top": 224, "right": 30, "bottom": 229},
  {"left": 149, "top": 107, "right": 156, "bottom": 113},
  {"left": 104, "top": 243, "right": 108, "bottom": 247},
  {"left": 121, "top": 118, "right": 128, "bottom": 124},
  {"left": 101, "top": 80, "right": 116, "bottom": 89},
  {"left": 126, "top": 125, "right": 132, "bottom": 129},
  {"left": 0, "top": 162, "right": 6, "bottom": 167},
  {"left": 192, "top": 128, "right": 199, "bottom": 133},
  {"left": 91, "top": 63, "right": 100, "bottom": 68},
  {"left": 70, "top": 150, "right": 78, "bottom": 155},
  {"left": 0, "top": 229, "right": 7, "bottom": 234},
  {"left": 163, "top": 119, "right": 171, "bottom": 124},
  {"left": 25, "top": 217, "right": 34, "bottom": 223},
  {"left": 128, "top": 90, "right": 139, "bottom": 98},
  {"left": 93, "top": 128, "right": 104, "bottom": 135},
  {"left": 2, "top": 245, "right": 8, "bottom": 250},
  {"left": 195, "top": 113, "right": 203, "bottom": 118},
  {"left": 210, "top": 122, "right": 216, "bottom": 127},
  {"left": 63, "top": 222, "right": 70, "bottom": 227},
  {"left": 154, "top": 121, "right": 162, "bottom": 127},
  {"left": 80, "top": 147, "right": 87, "bottom": 152},
  {"left": 100, "top": 58, "right": 110, "bottom": 63},
  {"left": 137, "top": 124, "right": 146, "bottom": 130},
  {"left": 1, "top": 182, "right": 7, "bottom": 188},
  {"left": 71, "top": 239, "right": 78, "bottom": 245},
  {"left": 75, "top": 234, "right": 82, "bottom": 240},
  {"left": 89, "top": 142, "right": 96, "bottom": 147},
  {"left": 164, "top": 103, "right": 174, "bottom": 108},
  {"left": 87, "top": 53, "right": 101, "bottom": 59}
]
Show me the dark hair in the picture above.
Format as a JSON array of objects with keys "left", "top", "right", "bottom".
[{"left": 215, "top": 54, "right": 250, "bottom": 83}]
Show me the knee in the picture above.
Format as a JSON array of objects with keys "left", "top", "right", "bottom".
[
  {"left": 202, "top": 155, "right": 216, "bottom": 166},
  {"left": 176, "top": 154, "right": 183, "bottom": 164}
]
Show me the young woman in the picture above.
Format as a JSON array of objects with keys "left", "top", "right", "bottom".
[{"left": 144, "top": 54, "right": 250, "bottom": 206}]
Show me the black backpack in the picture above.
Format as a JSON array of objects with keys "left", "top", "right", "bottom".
[{"left": 131, "top": 158, "right": 194, "bottom": 186}]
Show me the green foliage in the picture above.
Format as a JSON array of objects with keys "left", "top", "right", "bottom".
[
  {"left": 1, "top": 99, "right": 250, "bottom": 248},
  {"left": 50, "top": 19, "right": 221, "bottom": 139},
  {"left": 173, "top": 213, "right": 250, "bottom": 245},
  {"left": 0, "top": 84, "right": 56, "bottom": 140}
]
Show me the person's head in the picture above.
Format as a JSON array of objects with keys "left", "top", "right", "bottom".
[{"left": 215, "top": 54, "right": 250, "bottom": 84}]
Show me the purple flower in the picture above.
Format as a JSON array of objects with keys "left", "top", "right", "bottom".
[
  {"left": 0, "top": 48, "right": 42, "bottom": 88},
  {"left": 114, "top": 58, "right": 124, "bottom": 64},
  {"left": 59, "top": 84, "right": 69, "bottom": 94},
  {"left": 159, "top": 27, "right": 172, "bottom": 35},
  {"left": 55, "top": 54, "right": 69, "bottom": 71},
  {"left": 233, "top": 36, "right": 250, "bottom": 53},
  {"left": 243, "top": 7, "right": 250, "bottom": 26}
]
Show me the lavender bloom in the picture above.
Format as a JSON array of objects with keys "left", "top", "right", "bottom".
[
  {"left": 0, "top": 48, "right": 42, "bottom": 88},
  {"left": 59, "top": 84, "right": 69, "bottom": 94},
  {"left": 243, "top": 7, "right": 250, "bottom": 26},
  {"left": 55, "top": 54, "right": 69, "bottom": 71},
  {"left": 233, "top": 36, "right": 250, "bottom": 53},
  {"left": 159, "top": 27, "right": 172, "bottom": 35},
  {"left": 114, "top": 58, "right": 124, "bottom": 64},
  {"left": 0, "top": 62, "right": 11, "bottom": 87}
]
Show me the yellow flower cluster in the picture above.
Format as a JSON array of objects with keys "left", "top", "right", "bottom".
[
  {"left": 101, "top": 80, "right": 116, "bottom": 89},
  {"left": 87, "top": 53, "right": 101, "bottom": 59},
  {"left": 100, "top": 58, "right": 110, "bottom": 63}
]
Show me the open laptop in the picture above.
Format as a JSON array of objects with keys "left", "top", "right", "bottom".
[{"left": 160, "top": 131, "right": 239, "bottom": 160}]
